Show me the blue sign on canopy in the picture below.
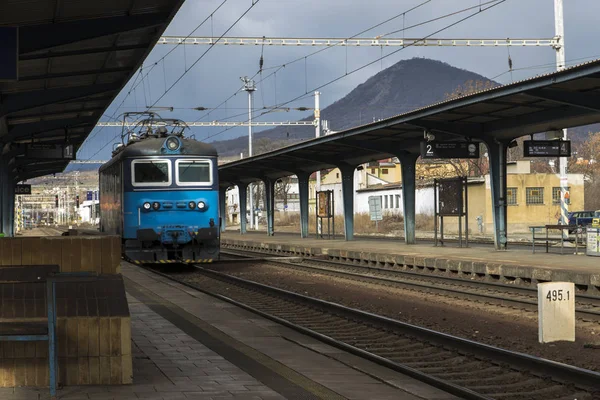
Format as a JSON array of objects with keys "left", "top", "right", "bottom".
[{"left": 0, "top": 27, "right": 18, "bottom": 81}]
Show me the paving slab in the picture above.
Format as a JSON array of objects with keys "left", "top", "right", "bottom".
[{"left": 121, "top": 263, "right": 460, "bottom": 400}]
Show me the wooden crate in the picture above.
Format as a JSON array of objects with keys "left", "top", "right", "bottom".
[
  {"left": 0, "top": 237, "right": 121, "bottom": 274},
  {"left": 0, "top": 275, "right": 131, "bottom": 386}
]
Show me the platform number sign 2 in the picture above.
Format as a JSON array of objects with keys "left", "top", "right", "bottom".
[
  {"left": 420, "top": 141, "right": 480, "bottom": 159},
  {"left": 426, "top": 144, "right": 433, "bottom": 156}
]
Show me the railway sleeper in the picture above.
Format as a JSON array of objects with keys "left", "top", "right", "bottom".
[
  {"left": 401, "top": 355, "right": 471, "bottom": 368},
  {"left": 448, "top": 372, "right": 528, "bottom": 385},
  {"left": 432, "top": 365, "right": 504, "bottom": 378}
]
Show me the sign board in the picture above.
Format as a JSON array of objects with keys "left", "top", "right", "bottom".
[
  {"left": 592, "top": 218, "right": 600, "bottom": 228},
  {"left": 0, "top": 27, "right": 18, "bottom": 81},
  {"left": 421, "top": 141, "right": 479, "bottom": 159},
  {"left": 86, "top": 191, "right": 93, "bottom": 201},
  {"left": 317, "top": 191, "right": 332, "bottom": 218},
  {"left": 523, "top": 140, "right": 571, "bottom": 157},
  {"left": 368, "top": 196, "right": 383, "bottom": 221},
  {"left": 537, "top": 282, "right": 575, "bottom": 343},
  {"left": 587, "top": 227, "right": 600, "bottom": 257},
  {"left": 15, "top": 184, "right": 31, "bottom": 195},
  {"left": 24, "top": 143, "right": 75, "bottom": 160},
  {"left": 438, "top": 178, "right": 463, "bottom": 216}
]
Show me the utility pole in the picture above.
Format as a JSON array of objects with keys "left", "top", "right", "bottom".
[
  {"left": 241, "top": 76, "right": 256, "bottom": 229},
  {"left": 314, "top": 92, "right": 322, "bottom": 235},
  {"left": 554, "top": 0, "right": 569, "bottom": 237},
  {"left": 314, "top": 91, "right": 321, "bottom": 192}
]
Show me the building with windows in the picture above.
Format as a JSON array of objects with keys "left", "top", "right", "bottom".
[{"left": 224, "top": 160, "right": 584, "bottom": 234}]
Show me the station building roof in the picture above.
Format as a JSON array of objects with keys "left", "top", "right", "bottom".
[
  {"left": 0, "top": 0, "right": 184, "bottom": 182},
  {"left": 219, "top": 58, "right": 600, "bottom": 187}
]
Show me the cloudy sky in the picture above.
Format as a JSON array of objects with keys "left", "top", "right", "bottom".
[{"left": 77, "top": 0, "right": 600, "bottom": 160}]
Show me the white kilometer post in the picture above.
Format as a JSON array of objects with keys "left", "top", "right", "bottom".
[{"left": 537, "top": 281, "right": 575, "bottom": 343}]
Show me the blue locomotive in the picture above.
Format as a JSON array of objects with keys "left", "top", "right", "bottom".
[{"left": 99, "top": 113, "right": 220, "bottom": 263}]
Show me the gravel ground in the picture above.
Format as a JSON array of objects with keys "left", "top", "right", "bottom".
[{"left": 206, "top": 262, "right": 600, "bottom": 372}]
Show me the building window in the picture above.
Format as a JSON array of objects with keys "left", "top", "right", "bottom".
[
  {"left": 506, "top": 187, "right": 518, "bottom": 205},
  {"left": 396, "top": 195, "right": 400, "bottom": 208},
  {"left": 381, "top": 168, "right": 389, "bottom": 174},
  {"left": 384, "top": 195, "right": 388, "bottom": 209},
  {"left": 336, "top": 173, "right": 339, "bottom": 178},
  {"left": 552, "top": 186, "right": 571, "bottom": 205},
  {"left": 526, "top": 187, "right": 544, "bottom": 205},
  {"left": 371, "top": 168, "right": 376, "bottom": 174}
]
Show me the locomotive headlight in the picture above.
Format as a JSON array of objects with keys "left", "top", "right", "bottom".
[
  {"left": 152, "top": 202, "right": 160, "bottom": 210},
  {"left": 166, "top": 137, "right": 180, "bottom": 151},
  {"left": 143, "top": 202, "right": 151, "bottom": 210},
  {"left": 188, "top": 201, "right": 196, "bottom": 209},
  {"left": 197, "top": 201, "right": 206, "bottom": 210}
]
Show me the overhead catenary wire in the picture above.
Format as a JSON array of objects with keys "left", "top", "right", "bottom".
[
  {"left": 84, "top": 0, "right": 259, "bottom": 161},
  {"left": 79, "top": 0, "right": 231, "bottom": 160},
  {"left": 192, "top": 0, "right": 431, "bottom": 124},
  {"left": 204, "top": 0, "right": 508, "bottom": 141},
  {"left": 195, "top": 0, "right": 507, "bottom": 128}
]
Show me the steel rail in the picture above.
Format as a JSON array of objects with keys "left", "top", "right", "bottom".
[
  {"left": 140, "top": 261, "right": 600, "bottom": 399},
  {"left": 219, "top": 249, "right": 600, "bottom": 322}
]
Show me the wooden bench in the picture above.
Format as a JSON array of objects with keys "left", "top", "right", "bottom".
[{"left": 529, "top": 225, "right": 583, "bottom": 254}]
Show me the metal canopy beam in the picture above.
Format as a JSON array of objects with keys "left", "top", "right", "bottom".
[
  {"left": 407, "top": 120, "right": 484, "bottom": 138},
  {"left": 338, "top": 139, "right": 401, "bottom": 155},
  {"left": 16, "top": 168, "right": 63, "bottom": 182},
  {"left": 279, "top": 153, "right": 339, "bottom": 167},
  {"left": 0, "top": 83, "right": 120, "bottom": 117},
  {"left": 18, "top": 134, "right": 86, "bottom": 146},
  {"left": 20, "top": 43, "right": 152, "bottom": 61},
  {"left": 19, "top": 14, "right": 169, "bottom": 54},
  {"left": 8, "top": 107, "right": 104, "bottom": 124},
  {"left": 20, "top": 67, "right": 131, "bottom": 82},
  {"left": 3, "top": 117, "right": 96, "bottom": 143},
  {"left": 484, "top": 106, "right": 593, "bottom": 134},
  {"left": 526, "top": 88, "right": 600, "bottom": 112}
]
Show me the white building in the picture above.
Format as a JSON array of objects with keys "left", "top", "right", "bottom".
[
  {"left": 355, "top": 184, "right": 435, "bottom": 216},
  {"left": 79, "top": 200, "right": 99, "bottom": 224}
]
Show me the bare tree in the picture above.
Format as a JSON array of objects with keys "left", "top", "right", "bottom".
[
  {"left": 444, "top": 79, "right": 497, "bottom": 101},
  {"left": 569, "top": 132, "right": 600, "bottom": 210}
]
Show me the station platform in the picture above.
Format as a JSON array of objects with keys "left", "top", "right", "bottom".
[
  {"left": 3, "top": 262, "right": 457, "bottom": 400},
  {"left": 221, "top": 232, "right": 600, "bottom": 294}
]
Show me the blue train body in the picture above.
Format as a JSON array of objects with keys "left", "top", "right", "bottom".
[{"left": 99, "top": 126, "right": 220, "bottom": 263}]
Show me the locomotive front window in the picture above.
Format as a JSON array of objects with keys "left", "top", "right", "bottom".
[
  {"left": 132, "top": 160, "right": 171, "bottom": 187},
  {"left": 176, "top": 159, "right": 212, "bottom": 186}
]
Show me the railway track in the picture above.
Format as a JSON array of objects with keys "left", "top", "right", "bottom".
[
  {"left": 217, "top": 249, "right": 600, "bottom": 323},
  {"left": 141, "top": 261, "right": 600, "bottom": 400}
]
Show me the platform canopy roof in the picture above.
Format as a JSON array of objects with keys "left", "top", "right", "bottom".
[
  {"left": 219, "top": 58, "right": 600, "bottom": 187},
  {"left": 0, "top": 0, "right": 185, "bottom": 182}
]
